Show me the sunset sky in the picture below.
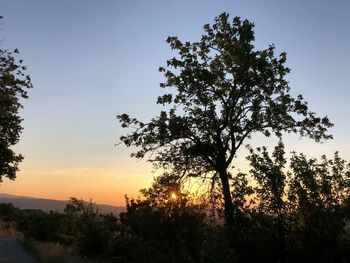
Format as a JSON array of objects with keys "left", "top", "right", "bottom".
[{"left": 1, "top": 0, "right": 349, "bottom": 206}]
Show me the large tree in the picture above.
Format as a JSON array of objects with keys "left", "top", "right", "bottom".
[
  {"left": 0, "top": 25, "right": 32, "bottom": 181},
  {"left": 117, "top": 13, "right": 332, "bottom": 227}
]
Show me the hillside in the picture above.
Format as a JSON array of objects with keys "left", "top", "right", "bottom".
[{"left": 0, "top": 193, "right": 125, "bottom": 214}]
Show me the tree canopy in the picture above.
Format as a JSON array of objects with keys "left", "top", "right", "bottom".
[
  {"left": 117, "top": 13, "right": 333, "bottom": 226},
  {"left": 0, "top": 32, "right": 32, "bottom": 181}
]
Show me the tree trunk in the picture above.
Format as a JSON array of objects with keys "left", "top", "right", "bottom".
[
  {"left": 219, "top": 168, "right": 234, "bottom": 229},
  {"left": 276, "top": 214, "right": 286, "bottom": 263}
]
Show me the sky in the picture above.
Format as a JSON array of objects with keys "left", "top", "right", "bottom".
[{"left": 0, "top": 0, "right": 349, "bottom": 206}]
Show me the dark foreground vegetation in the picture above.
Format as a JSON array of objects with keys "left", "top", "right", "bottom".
[{"left": 1, "top": 147, "right": 350, "bottom": 263}]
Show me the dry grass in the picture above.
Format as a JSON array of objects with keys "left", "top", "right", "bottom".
[
  {"left": 21, "top": 239, "right": 82, "bottom": 262},
  {"left": 20, "top": 239, "right": 111, "bottom": 263},
  {"left": 0, "top": 221, "right": 22, "bottom": 237}
]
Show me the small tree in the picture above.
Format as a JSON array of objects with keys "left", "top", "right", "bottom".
[
  {"left": 0, "top": 19, "right": 32, "bottom": 181},
  {"left": 117, "top": 13, "right": 332, "bottom": 228},
  {"left": 287, "top": 152, "right": 350, "bottom": 262},
  {"left": 247, "top": 142, "right": 288, "bottom": 262},
  {"left": 63, "top": 198, "right": 108, "bottom": 256}
]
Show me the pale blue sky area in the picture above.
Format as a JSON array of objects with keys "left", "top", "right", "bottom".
[{"left": 1, "top": 0, "right": 349, "bottom": 204}]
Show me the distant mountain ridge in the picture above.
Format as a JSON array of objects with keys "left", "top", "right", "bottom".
[{"left": 0, "top": 193, "right": 125, "bottom": 214}]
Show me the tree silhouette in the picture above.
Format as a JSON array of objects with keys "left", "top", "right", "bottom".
[
  {"left": 117, "top": 13, "right": 333, "bottom": 228},
  {"left": 287, "top": 152, "right": 350, "bottom": 260},
  {"left": 247, "top": 142, "right": 288, "bottom": 262},
  {"left": 63, "top": 198, "right": 108, "bottom": 256},
  {"left": 0, "top": 19, "right": 32, "bottom": 181}
]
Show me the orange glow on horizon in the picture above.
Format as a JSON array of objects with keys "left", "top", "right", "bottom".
[{"left": 0, "top": 163, "right": 159, "bottom": 206}]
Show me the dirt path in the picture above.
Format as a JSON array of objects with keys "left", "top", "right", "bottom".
[{"left": 0, "top": 237, "right": 36, "bottom": 263}]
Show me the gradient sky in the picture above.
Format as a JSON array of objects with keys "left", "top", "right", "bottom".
[{"left": 1, "top": 0, "right": 349, "bottom": 206}]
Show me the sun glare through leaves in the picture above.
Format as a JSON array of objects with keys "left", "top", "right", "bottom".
[{"left": 170, "top": 192, "right": 177, "bottom": 200}]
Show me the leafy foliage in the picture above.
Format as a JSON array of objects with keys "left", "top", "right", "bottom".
[
  {"left": 0, "top": 36, "right": 32, "bottom": 181},
  {"left": 63, "top": 198, "right": 111, "bottom": 256},
  {"left": 116, "top": 174, "right": 205, "bottom": 263}
]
